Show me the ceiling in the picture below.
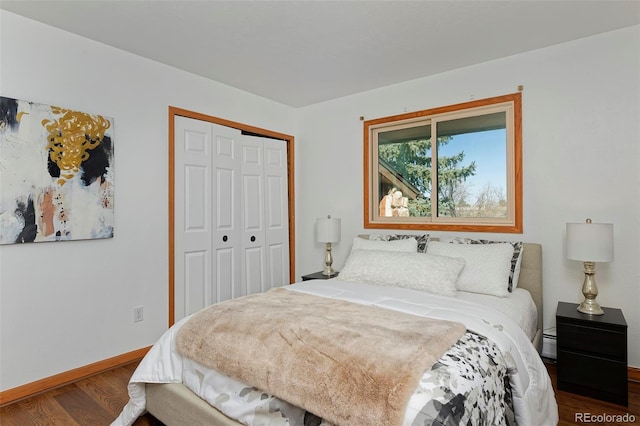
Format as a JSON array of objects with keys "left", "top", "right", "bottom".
[{"left": 1, "top": 1, "right": 639, "bottom": 107}]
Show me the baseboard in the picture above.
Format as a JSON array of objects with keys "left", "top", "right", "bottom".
[{"left": 0, "top": 346, "right": 151, "bottom": 407}]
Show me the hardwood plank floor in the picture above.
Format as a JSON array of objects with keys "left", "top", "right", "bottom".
[
  {"left": 545, "top": 361, "right": 640, "bottom": 426},
  {"left": 0, "top": 362, "right": 163, "bottom": 426},
  {"left": 1, "top": 360, "right": 638, "bottom": 425}
]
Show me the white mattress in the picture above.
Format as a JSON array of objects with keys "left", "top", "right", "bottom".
[{"left": 457, "top": 288, "right": 538, "bottom": 341}]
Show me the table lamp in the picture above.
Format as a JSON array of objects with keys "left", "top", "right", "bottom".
[
  {"left": 317, "top": 215, "right": 341, "bottom": 276},
  {"left": 566, "top": 218, "right": 613, "bottom": 315}
]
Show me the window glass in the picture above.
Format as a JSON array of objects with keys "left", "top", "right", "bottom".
[
  {"left": 377, "top": 123, "right": 431, "bottom": 218},
  {"left": 435, "top": 112, "right": 507, "bottom": 219}
]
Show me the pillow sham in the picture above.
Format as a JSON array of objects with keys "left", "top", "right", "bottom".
[
  {"left": 339, "top": 249, "right": 463, "bottom": 297},
  {"left": 368, "top": 233, "right": 430, "bottom": 253},
  {"left": 351, "top": 236, "right": 417, "bottom": 253},
  {"left": 426, "top": 241, "right": 514, "bottom": 297},
  {"left": 439, "top": 237, "right": 523, "bottom": 291}
]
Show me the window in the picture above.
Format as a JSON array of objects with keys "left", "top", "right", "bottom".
[{"left": 364, "top": 93, "right": 522, "bottom": 233}]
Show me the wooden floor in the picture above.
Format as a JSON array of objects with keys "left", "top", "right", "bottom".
[
  {"left": 0, "top": 360, "right": 638, "bottom": 425},
  {"left": 0, "top": 362, "right": 162, "bottom": 426},
  {"left": 545, "top": 361, "right": 640, "bottom": 426}
]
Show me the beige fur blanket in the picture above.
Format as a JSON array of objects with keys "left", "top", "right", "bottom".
[{"left": 176, "top": 288, "right": 466, "bottom": 426}]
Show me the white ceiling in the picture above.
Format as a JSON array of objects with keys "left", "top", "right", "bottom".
[{"left": 2, "top": 1, "right": 639, "bottom": 107}]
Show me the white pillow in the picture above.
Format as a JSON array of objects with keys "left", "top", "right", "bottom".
[
  {"left": 339, "top": 249, "right": 464, "bottom": 297},
  {"left": 426, "top": 241, "right": 514, "bottom": 297},
  {"left": 438, "top": 237, "right": 523, "bottom": 291},
  {"left": 350, "top": 236, "right": 417, "bottom": 253}
]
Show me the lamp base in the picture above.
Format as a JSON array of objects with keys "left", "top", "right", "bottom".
[
  {"left": 322, "top": 267, "right": 336, "bottom": 276},
  {"left": 577, "top": 299, "right": 604, "bottom": 315},
  {"left": 577, "top": 262, "right": 604, "bottom": 315},
  {"left": 322, "top": 242, "right": 335, "bottom": 276}
]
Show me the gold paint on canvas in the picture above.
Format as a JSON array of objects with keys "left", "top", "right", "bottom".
[{"left": 41, "top": 107, "right": 111, "bottom": 185}]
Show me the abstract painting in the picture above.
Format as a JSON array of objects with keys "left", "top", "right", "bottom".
[{"left": 0, "top": 96, "right": 114, "bottom": 244}]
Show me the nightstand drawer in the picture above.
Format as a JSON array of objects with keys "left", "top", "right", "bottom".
[
  {"left": 557, "top": 322, "right": 626, "bottom": 360},
  {"left": 557, "top": 350, "right": 628, "bottom": 405}
]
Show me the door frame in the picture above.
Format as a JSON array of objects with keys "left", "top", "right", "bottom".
[{"left": 168, "top": 106, "right": 295, "bottom": 326}]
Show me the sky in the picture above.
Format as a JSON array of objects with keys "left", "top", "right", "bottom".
[{"left": 437, "top": 128, "right": 507, "bottom": 202}]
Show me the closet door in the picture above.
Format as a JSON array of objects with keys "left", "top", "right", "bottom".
[
  {"left": 174, "top": 116, "right": 213, "bottom": 320},
  {"left": 240, "top": 136, "right": 290, "bottom": 294},
  {"left": 240, "top": 137, "right": 266, "bottom": 295},
  {"left": 212, "top": 124, "right": 242, "bottom": 301},
  {"left": 174, "top": 116, "right": 289, "bottom": 321},
  {"left": 263, "top": 138, "right": 290, "bottom": 290}
]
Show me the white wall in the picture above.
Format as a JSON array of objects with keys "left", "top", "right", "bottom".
[
  {"left": 0, "top": 11, "right": 296, "bottom": 391},
  {"left": 296, "top": 25, "right": 640, "bottom": 367}
]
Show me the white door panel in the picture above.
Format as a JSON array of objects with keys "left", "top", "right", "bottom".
[
  {"left": 265, "top": 175, "right": 285, "bottom": 229},
  {"left": 175, "top": 116, "right": 212, "bottom": 320},
  {"left": 212, "top": 125, "right": 242, "bottom": 301},
  {"left": 242, "top": 175, "right": 264, "bottom": 234},
  {"left": 240, "top": 138, "right": 266, "bottom": 293},
  {"left": 244, "top": 246, "right": 265, "bottom": 294},
  {"left": 267, "top": 242, "right": 286, "bottom": 288},
  {"left": 182, "top": 163, "right": 210, "bottom": 314},
  {"left": 184, "top": 165, "right": 207, "bottom": 231},
  {"left": 263, "top": 139, "right": 290, "bottom": 290},
  {"left": 184, "top": 251, "right": 207, "bottom": 315},
  {"left": 215, "top": 247, "right": 235, "bottom": 301},
  {"left": 241, "top": 142, "right": 264, "bottom": 235}
]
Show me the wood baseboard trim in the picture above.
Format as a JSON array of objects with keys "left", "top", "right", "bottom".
[
  {"left": 630, "top": 365, "right": 640, "bottom": 383},
  {"left": 0, "top": 346, "right": 151, "bottom": 407}
]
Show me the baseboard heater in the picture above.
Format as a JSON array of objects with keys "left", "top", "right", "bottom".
[{"left": 542, "top": 327, "right": 557, "bottom": 359}]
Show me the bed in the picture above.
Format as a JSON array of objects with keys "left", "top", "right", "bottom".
[{"left": 112, "top": 236, "right": 557, "bottom": 426}]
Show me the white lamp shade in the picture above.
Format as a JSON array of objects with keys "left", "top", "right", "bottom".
[
  {"left": 566, "top": 221, "right": 613, "bottom": 262},
  {"left": 317, "top": 217, "right": 341, "bottom": 243}
]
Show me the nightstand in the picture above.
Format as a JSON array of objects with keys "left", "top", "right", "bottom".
[
  {"left": 556, "top": 301, "right": 628, "bottom": 406},
  {"left": 301, "top": 271, "right": 339, "bottom": 281}
]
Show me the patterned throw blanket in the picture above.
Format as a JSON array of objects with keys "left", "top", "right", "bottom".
[{"left": 176, "top": 288, "right": 466, "bottom": 426}]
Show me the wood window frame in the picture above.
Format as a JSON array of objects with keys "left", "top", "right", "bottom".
[{"left": 363, "top": 92, "right": 522, "bottom": 233}]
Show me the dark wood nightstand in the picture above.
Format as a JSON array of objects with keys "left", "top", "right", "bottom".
[
  {"left": 301, "top": 271, "right": 339, "bottom": 281},
  {"left": 556, "top": 301, "right": 628, "bottom": 406}
]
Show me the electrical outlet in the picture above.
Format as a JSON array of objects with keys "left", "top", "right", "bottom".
[{"left": 133, "top": 306, "right": 144, "bottom": 322}]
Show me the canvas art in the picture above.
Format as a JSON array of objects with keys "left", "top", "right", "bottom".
[{"left": 0, "top": 96, "right": 114, "bottom": 244}]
